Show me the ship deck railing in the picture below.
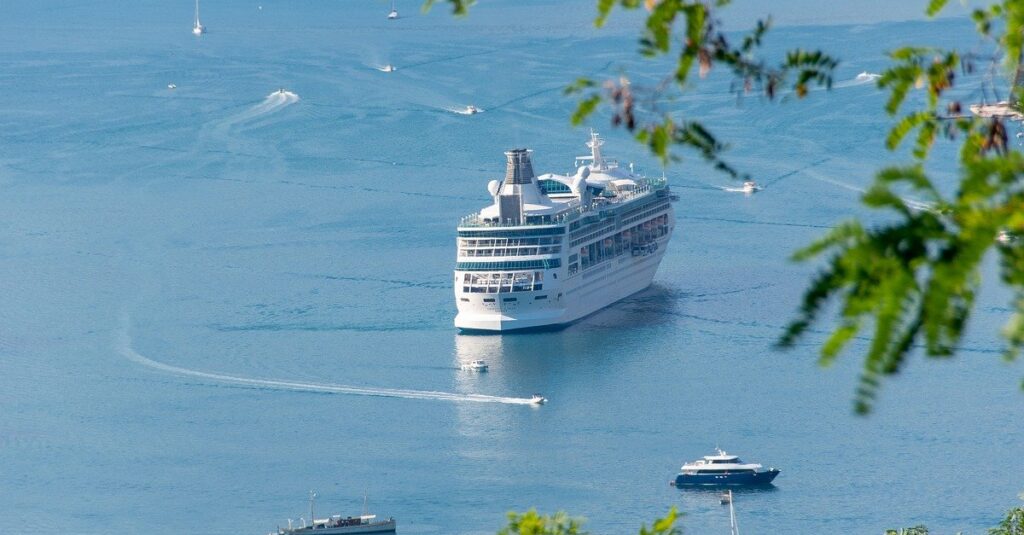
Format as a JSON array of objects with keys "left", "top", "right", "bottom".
[{"left": 459, "top": 177, "right": 667, "bottom": 229}]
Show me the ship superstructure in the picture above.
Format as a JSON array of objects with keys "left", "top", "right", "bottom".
[{"left": 454, "top": 133, "right": 675, "bottom": 331}]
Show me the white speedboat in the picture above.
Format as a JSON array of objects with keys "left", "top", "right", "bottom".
[
  {"left": 461, "top": 359, "right": 488, "bottom": 371},
  {"left": 742, "top": 180, "right": 760, "bottom": 194},
  {"left": 192, "top": 0, "right": 206, "bottom": 35},
  {"left": 381, "top": 64, "right": 396, "bottom": 73},
  {"left": 464, "top": 104, "right": 481, "bottom": 115},
  {"left": 387, "top": 0, "right": 399, "bottom": 19},
  {"left": 855, "top": 71, "right": 874, "bottom": 82},
  {"left": 530, "top": 394, "right": 547, "bottom": 405},
  {"left": 167, "top": 83, "right": 177, "bottom": 90}
]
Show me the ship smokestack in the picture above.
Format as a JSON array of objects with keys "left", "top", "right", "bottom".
[{"left": 504, "top": 148, "right": 535, "bottom": 185}]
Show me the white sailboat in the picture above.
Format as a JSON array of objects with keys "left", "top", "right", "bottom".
[
  {"left": 192, "top": 0, "right": 206, "bottom": 35},
  {"left": 387, "top": 0, "right": 399, "bottom": 19}
]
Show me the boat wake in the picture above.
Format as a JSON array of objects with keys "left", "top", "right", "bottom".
[
  {"left": 805, "top": 171, "right": 935, "bottom": 212},
  {"left": 116, "top": 327, "right": 537, "bottom": 406},
  {"left": 218, "top": 90, "right": 300, "bottom": 128}
]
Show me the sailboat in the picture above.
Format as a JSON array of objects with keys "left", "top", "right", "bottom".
[
  {"left": 970, "top": 46, "right": 1024, "bottom": 121},
  {"left": 387, "top": 0, "right": 399, "bottom": 19},
  {"left": 192, "top": 0, "right": 206, "bottom": 35}
]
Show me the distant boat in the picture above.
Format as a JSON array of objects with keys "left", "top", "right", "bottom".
[
  {"left": 998, "top": 230, "right": 1014, "bottom": 244},
  {"left": 192, "top": 0, "right": 206, "bottom": 35},
  {"left": 387, "top": 0, "right": 399, "bottom": 19},
  {"left": 530, "top": 394, "right": 547, "bottom": 405},
  {"left": 380, "top": 64, "right": 396, "bottom": 73},
  {"left": 463, "top": 104, "right": 481, "bottom": 115},
  {"left": 167, "top": 83, "right": 177, "bottom": 90},
  {"left": 460, "top": 359, "right": 488, "bottom": 371},
  {"left": 855, "top": 71, "right": 878, "bottom": 83},
  {"left": 273, "top": 492, "right": 396, "bottom": 535},
  {"left": 741, "top": 180, "right": 760, "bottom": 194},
  {"left": 673, "top": 448, "right": 779, "bottom": 487}
]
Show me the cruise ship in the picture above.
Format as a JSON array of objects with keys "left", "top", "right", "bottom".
[{"left": 454, "top": 133, "right": 676, "bottom": 331}]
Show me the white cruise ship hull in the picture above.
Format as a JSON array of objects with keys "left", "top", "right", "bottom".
[{"left": 454, "top": 211, "right": 673, "bottom": 332}]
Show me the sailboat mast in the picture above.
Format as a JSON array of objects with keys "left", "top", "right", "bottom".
[{"left": 1012, "top": 42, "right": 1024, "bottom": 110}]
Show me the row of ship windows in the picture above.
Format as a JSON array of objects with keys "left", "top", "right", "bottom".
[
  {"left": 459, "top": 246, "right": 562, "bottom": 257},
  {"left": 461, "top": 271, "right": 544, "bottom": 293},
  {"left": 621, "top": 201, "right": 671, "bottom": 227},
  {"left": 455, "top": 259, "right": 561, "bottom": 271},
  {"left": 458, "top": 228, "right": 565, "bottom": 238},
  {"left": 459, "top": 295, "right": 549, "bottom": 302},
  {"left": 570, "top": 222, "right": 617, "bottom": 248},
  {"left": 458, "top": 237, "right": 562, "bottom": 247},
  {"left": 568, "top": 215, "right": 671, "bottom": 275}
]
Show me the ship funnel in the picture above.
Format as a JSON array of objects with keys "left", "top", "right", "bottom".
[{"left": 504, "top": 149, "right": 535, "bottom": 185}]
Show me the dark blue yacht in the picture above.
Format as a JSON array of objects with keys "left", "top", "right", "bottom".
[{"left": 673, "top": 449, "right": 780, "bottom": 487}]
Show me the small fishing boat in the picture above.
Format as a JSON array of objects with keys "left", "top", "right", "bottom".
[
  {"left": 381, "top": 64, "right": 396, "bottom": 73},
  {"left": 387, "top": 0, "right": 399, "bottom": 19},
  {"left": 674, "top": 448, "right": 779, "bottom": 487},
  {"left": 463, "top": 104, "right": 482, "bottom": 115},
  {"left": 461, "top": 359, "right": 488, "bottom": 371},
  {"left": 741, "top": 180, "right": 760, "bottom": 194},
  {"left": 530, "top": 394, "right": 547, "bottom": 405},
  {"left": 167, "top": 83, "right": 177, "bottom": 90}
]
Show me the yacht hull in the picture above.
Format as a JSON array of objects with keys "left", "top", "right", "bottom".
[
  {"left": 281, "top": 520, "right": 396, "bottom": 534},
  {"left": 674, "top": 470, "right": 780, "bottom": 487}
]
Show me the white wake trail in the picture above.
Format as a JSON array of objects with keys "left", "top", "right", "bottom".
[
  {"left": 218, "top": 90, "right": 300, "bottom": 129},
  {"left": 805, "top": 171, "right": 936, "bottom": 212},
  {"left": 116, "top": 329, "right": 536, "bottom": 406}
]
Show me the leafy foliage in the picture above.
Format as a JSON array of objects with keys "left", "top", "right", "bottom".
[
  {"left": 495, "top": 508, "right": 680, "bottom": 535},
  {"left": 990, "top": 506, "right": 1024, "bottom": 535},
  {"left": 567, "top": 1, "right": 837, "bottom": 173},
  {"left": 779, "top": 0, "right": 1024, "bottom": 414}
]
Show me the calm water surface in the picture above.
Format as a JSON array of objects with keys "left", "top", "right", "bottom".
[{"left": 0, "top": 2, "right": 1021, "bottom": 534}]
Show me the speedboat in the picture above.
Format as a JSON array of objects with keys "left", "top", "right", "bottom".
[
  {"left": 741, "top": 180, "right": 760, "bottom": 194},
  {"left": 167, "top": 83, "right": 177, "bottom": 90},
  {"left": 460, "top": 359, "right": 488, "bottom": 371},
  {"left": 192, "top": 0, "right": 206, "bottom": 35},
  {"left": 855, "top": 71, "right": 876, "bottom": 82},
  {"left": 674, "top": 449, "right": 779, "bottom": 487},
  {"left": 530, "top": 394, "right": 547, "bottom": 405},
  {"left": 381, "top": 64, "right": 395, "bottom": 73},
  {"left": 463, "top": 104, "right": 481, "bottom": 115},
  {"left": 387, "top": 0, "right": 399, "bottom": 19}
]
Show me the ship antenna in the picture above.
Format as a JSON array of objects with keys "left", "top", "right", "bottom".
[
  {"left": 309, "top": 490, "right": 317, "bottom": 525},
  {"left": 587, "top": 129, "right": 604, "bottom": 169},
  {"left": 363, "top": 490, "right": 368, "bottom": 516}
]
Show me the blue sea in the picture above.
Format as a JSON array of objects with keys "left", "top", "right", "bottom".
[{"left": 1, "top": 1, "right": 1021, "bottom": 534}]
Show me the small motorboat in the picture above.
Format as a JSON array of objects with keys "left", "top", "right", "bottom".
[
  {"left": 741, "top": 180, "right": 760, "bottom": 194},
  {"left": 192, "top": 0, "right": 206, "bottom": 35},
  {"left": 460, "top": 359, "right": 488, "bottom": 372},
  {"left": 464, "top": 104, "right": 481, "bottom": 115},
  {"left": 674, "top": 448, "right": 779, "bottom": 487},
  {"left": 387, "top": 0, "right": 399, "bottom": 19},
  {"left": 530, "top": 394, "right": 547, "bottom": 405},
  {"left": 381, "top": 64, "right": 395, "bottom": 73},
  {"left": 855, "top": 71, "right": 877, "bottom": 82},
  {"left": 719, "top": 491, "right": 732, "bottom": 505},
  {"left": 167, "top": 83, "right": 177, "bottom": 90}
]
